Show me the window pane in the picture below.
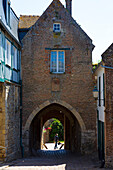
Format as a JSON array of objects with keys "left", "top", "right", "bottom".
[
  {"left": 99, "top": 77, "right": 101, "bottom": 106},
  {"left": 51, "top": 51, "right": 57, "bottom": 72},
  {"left": 0, "top": 34, "right": 2, "bottom": 60},
  {"left": 13, "top": 47, "right": 17, "bottom": 69},
  {"left": 1, "top": 33, "right": 4, "bottom": 61},
  {"left": 0, "top": 64, "right": 2, "bottom": 78},
  {"left": 8, "top": 3, "right": 10, "bottom": 26},
  {"left": 53, "top": 24, "right": 60, "bottom": 32},
  {"left": 17, "top": 50, "right": 20, "bottom": 70},
  {"left": 58, "top": 51, "right": 64, "bottom": 72},
  {"left": 6, "top": 40, "right": 11, "bottom": 66},
  {"left": 0, "top": 63, "right": 4, "bottom": 79}
]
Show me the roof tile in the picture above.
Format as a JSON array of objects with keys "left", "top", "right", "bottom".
[{"left": 19, "top": 15, "right": 40, "bottom": 29}]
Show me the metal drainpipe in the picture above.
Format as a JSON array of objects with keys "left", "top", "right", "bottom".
[
  {"left": 19, "top": 50, "right": 24, "bottom": 157},
  {"left": 20, "top": 79, "right": 24, "bottom": 158}
]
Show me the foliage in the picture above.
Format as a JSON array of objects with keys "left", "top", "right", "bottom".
[{"left": 49, "top": 118, "right": 64, "bottom": 141}]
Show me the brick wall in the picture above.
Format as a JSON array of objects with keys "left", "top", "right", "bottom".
[
  {"left": 21, "top": 0, "right": 96, "bottom": 154},
  {"left": 102, "top": 44, "right": 113, "bottom": 167},
  {"left": 105, "top": 68, "right": 113, "bottom": 167}
]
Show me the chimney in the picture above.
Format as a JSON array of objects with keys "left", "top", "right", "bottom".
[{"left": 65, "top": 0, "right": 72, "bottom": 16}]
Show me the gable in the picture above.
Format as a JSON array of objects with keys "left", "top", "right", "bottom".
[
  {"left": 102, "top": 43, "right": 113, "bottom": 66},
  {"left": 22, "top": 0, "right": 94, "bottom": 48},
  {"left": 102, "top": 43, "right": 113, "bottom": 58}
]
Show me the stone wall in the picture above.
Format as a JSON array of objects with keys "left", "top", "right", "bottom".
[
  {"left": 0, "top": 83, "right": 6, "bottom": 161},
  {"left": 0, "top": 82, "right": 21, "bottom": 162},
  {"left": 81, "top": 130, "right": 96, "bottom": 154},
  {"left": 5, "top": 83, "right": 21, "bottom": 161}
]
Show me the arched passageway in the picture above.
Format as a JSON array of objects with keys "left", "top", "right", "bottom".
[
  {"left": 29, "top": 103, "right": 82, "bottom": 153},
  {"left": 23, "top": 100, "right": 88, "bottom": 155}
]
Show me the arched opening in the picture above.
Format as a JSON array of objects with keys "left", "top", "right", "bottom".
[
  {"left": 41, "top": 118, "right": 64, "bottom": 150},
  {"left": 29, "top": 103, "right": 82, "bottom": 154}
]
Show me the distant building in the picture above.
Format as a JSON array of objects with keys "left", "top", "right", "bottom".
[
  {"left": 0, "top": 0, "right": 21, "bottom": 161},
  {"left": 94, "top": 43, "right": 113, "bottom": 167}
]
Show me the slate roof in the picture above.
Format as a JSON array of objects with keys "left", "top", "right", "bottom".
[{"left": 19, "top": 15, "right": 40, "bottom": 41}]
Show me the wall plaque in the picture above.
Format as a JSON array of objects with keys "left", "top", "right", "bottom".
[{"left": 52, "top": 78, "right": 60, "bottom": 91}]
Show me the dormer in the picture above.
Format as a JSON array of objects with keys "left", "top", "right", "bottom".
[{"left": 3, "top": 0, "right": 10, "bottom": 26}]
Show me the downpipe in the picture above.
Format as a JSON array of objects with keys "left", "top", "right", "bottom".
[{"left": 20, "top": 80, "right": 24, "bottom": 157}]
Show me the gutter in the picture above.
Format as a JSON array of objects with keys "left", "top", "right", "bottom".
[
  {"left": 0, "top": 18, "right": 21, "bottom": 47},
  {"left": 101, "top": 65, "right": 113, "bottom": 70}
]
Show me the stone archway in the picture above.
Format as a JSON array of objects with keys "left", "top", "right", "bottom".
[
  {"left": 22, "top": 100, "right": 88, "bottom": 155},
  {"left": 23, "top": 100, "right": 86, "bottom": 134}
]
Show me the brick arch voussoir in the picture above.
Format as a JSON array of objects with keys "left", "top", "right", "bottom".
[{"left": 23, "top": 100, "right": 86, "bottom": 135}]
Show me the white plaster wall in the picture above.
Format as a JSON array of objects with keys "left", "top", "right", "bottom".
[{"left": 95, "top": 66, "right": 105, "bottom": 122}]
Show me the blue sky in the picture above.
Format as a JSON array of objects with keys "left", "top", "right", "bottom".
[{"left": 11, "top": 0, "right": 113, "bottom": 64}]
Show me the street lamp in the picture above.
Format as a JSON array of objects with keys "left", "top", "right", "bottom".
[{"left": 93, "top": 86, "right": 98, "bottom": 100}]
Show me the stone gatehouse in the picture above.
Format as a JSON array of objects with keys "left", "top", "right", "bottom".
[{"left": 19, "top": 0, "right": 97, "bottom": 156}]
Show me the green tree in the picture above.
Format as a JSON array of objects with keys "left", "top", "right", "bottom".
[{"left": 49, "top": 118, "right": 64, "bottom": 141}]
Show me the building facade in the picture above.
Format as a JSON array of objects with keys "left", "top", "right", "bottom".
[
  {"left": 94, "top": 43, "right": 113, "bottom": 167},
  {"left": 0, "top": 0, "right": 21, "bottom": 161},
  {"left": 20, "top": 0, "right": 97, "bottom": 156},
  {"left": 94, "top": 63, "right": 105, "bottom": 166}
]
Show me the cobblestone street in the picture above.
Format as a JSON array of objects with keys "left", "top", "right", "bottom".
[{"left": 0, "top": 145, "right": 111, "bottom": 170}]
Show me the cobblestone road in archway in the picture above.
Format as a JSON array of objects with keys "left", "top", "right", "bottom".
[{"left": 0, "top": 144, "right": 111, "bottom": 170}]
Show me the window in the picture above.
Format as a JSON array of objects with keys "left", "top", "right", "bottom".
[
  {"left": 0, "top": 33, "right": 2, "bottom": 61},
  {"left": 7, "top": 2, "right": 10, "bottom": 26},
  {"left": 5, "top": 39, "right": 11, "bottom": 66},
  {"left": 99, "top": 76, "right": 101, "bottom": 106},
  {"left": 53, "top": 23, "right": 61, "bottom": 32},
  {"left": 3, "top": 0, "right": 10, "bottom": 26},
  {"left": 3, "top": 0, "right": 7, "bottom": 20},
  {"left": 0, "top": 33, "right": 5, "bottom": 62},
  {"left": 103, "top": 73, "right": 105, "bottom": 106},
  {"left": 17, "top": 50, "right": 20, "bottom": 70},
  {"left": 50, "top": 51, "right": 65, "bottom": 73},
  {"left": 13, "top": 46, "right": 17, "bottom": 70}
]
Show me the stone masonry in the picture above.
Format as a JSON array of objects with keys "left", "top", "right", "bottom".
[
  {"left": 0, "top": 83, "right": 6, "bottom": 161},
  {"left": 0, "top": 82, "right": 20, "bottom": 162},
  {"left": 20, "top": 0, "right": 97, "bottom": 155}
]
